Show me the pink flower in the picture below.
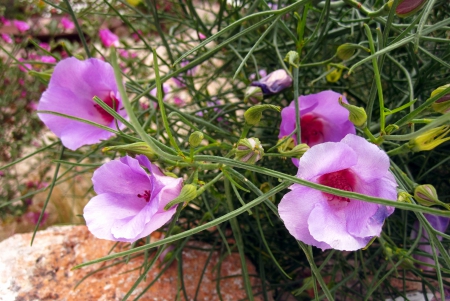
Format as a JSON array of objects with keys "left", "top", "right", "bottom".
[
  {"left": 39, "top": 43, "right": 51, "bottom": 51},
  {"left": 1, "top": 33, "right": 12, "bottom": 44},
  {"left": 17, "top": 58, "right": 31, "bottom": 72},
  {"left": 279, "top": 134, "right": 397, "bottom": 251},
  {"left": 173, "top": 61, "right": 197, "bottom": 88},
  {"left": 279, "top": 90, "right": 355, "bottom": 166},
  {"left": 99, "top": 28, "right": 120, "bottom": 48},
  {"left": 249, "top": 69, "right": 267, "bottom": 81},
  {"left": 25, "top": 211, "right": 49, "bottom": 225},
  {"left": 13, "top": 20, "right": 30, "bottom": 32},
  {"left": 0, "top": 17, "right": 11, "bottom": 26},
  {"left": 198, "top": 32, "right": 206, "bottom": 40},
  {"left": 37, "top": 57, "right": 128, "bottom": 150},
  {"left": 173, "top": 96, "right": 185, "bottom": 107},
  {"left": 41, "top": 56, "right": 57, "bottom": 63},
  {"left": 410, "top": 214, "right": 450, "bottom": 271},
  {"left": 61, "top": 16, "right": 75, "bottom": 30},
  {"left": 83, "top": 155, "right": 183, "bottom": 242}
]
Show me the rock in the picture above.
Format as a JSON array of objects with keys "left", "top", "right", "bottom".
[{"left": 0, "top": 225, "right": 265, "bottom": 301}]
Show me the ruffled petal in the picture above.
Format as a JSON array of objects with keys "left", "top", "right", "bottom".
[
  {"left": 279, "top": 186, "right": 331, "bottom": 248},
  {"left": 308, "top": 203, "right": 371, "bottom": 251},
  {"left": 92, "top": 158, "right": 151, "bottom": 196},
  {"left": 297, "top": 142, "right": 357, "bottom": 180},
  {"left": 59, "top": 122, "right": 116, "bottom": 150},
  {"left": 342, "top": 134, "right": 390, "bottom": 182},
  {"left": 83, "top": 193, "right": 145, "bottom": 241}
]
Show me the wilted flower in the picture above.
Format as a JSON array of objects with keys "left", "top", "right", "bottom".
[
  {"left": 84, "top": 155, "right": 183, "bottom": 242},
  {"left": 250, "top": 69, "right": 292, "bottom": 96},
  {"left": 61, "top": 16, "right": 75, "bottom": 30},
  {"left": 13, "top": 20, "right": 30, "bottom": 32},
  {"left": 37, "top": 57, "right": 128, "bottom": 150},
  {"left": 408, "top": 125, "right": 450, "bottom": 152},
  {"left": 410, "top": 214, "right": 450, "bottom": 271},
  {"left": 279, "top": 134, "right": 397, "bottom": 251},
  {"left": 279, "top": 90, "right": 356, "bottom": 166},
  {"left": 99, "top": 28, "right": 120, "bottom": 48}
]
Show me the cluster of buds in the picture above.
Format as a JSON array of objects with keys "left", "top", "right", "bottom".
[{"left": 235, "top": 138, "right": 264, "bottom": 164}]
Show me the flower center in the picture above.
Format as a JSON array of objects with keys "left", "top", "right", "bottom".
[
  {"left": 94, "top": 91, "right": 118, "bottom": 124},
  {"left": 137, "top": 190, "right": 151, "bottom": 202},
  {"left": 317, "top": 169, "right": 355, "bottom": 208},
  {"left": 300, "top": 113, "right": 324, "bottom": 146}
]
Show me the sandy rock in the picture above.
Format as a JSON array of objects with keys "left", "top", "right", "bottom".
[{"left": 0, "top": 225, "right": 264, "bottom": 301}]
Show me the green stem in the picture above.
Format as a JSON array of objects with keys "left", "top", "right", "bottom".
[
  {"left": 293, "top": 67, "right": 301, "bottom": 144},
  {"left": 386, "top": 144, "right": 411, "bottom": 156}
]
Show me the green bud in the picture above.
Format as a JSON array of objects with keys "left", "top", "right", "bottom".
[
  {"left": 244, "top": 104, "right": 280, "bottom": 126},
  {"left": 414, "top": 184, "right": 440, "bottom": 207},
  {"left": 235, "top": 138, "right": 264, "bottom": 164},
  {"left": 102, "top": 142, "right": 158, "bottom": 159},
  {"left": 244, "top": 86, "right": 263, "bottom": 104},
  {"left": 277, "top": 137, "right": 296, "bottom": 153},
  {"left": 336, "top": 43, "right": 370, "bottom": 60},
  {"left": 189, "top": 131, "right": 204, "bottom": 148},
  {"left": 284, "top": 50, "right": 299, "bottom": 68},
  {"left": 164, "top": 184, "right": 198, "bottom": 210},
  {"left": 397, "top": 191, "right": 412, "bottom": 203},
  {"left": 408, "top": 125, "right": 450, "bottom": 152},
  {"left": 431, "top": 84, "right": 450, "bottom": 114},
  {"left": 278, "top": 143, "right": 309, "bottom": 158},
  {"left": 338, "top": 96, "right": 367, "bottom": 128},
  {"left": 326, "top": 65, "right": 344, "bottom": 83}
]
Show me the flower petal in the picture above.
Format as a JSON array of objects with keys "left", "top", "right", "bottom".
[
  {"left": 83, "top": 192, "right": 145, "bottom": 241},
  {"left": 92, "top": 158, "right": 151, "bottom": 196},
  {"left": 308, "top": 203, "right": 371, "bottom": 251},
  {"left": 279, "top": 186, "right": 331, "bottom": 249},
  {"left": 297, "top": 142, "right": 357, "bottom": 180}
]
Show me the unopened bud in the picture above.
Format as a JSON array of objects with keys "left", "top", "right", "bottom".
[
  {"left": 338, "top": 96, "right": 367, "bottom": 128},
  {"left": 235, "top": 138, "right": 264, "bottom": 164},
  {"left": 189, "top": 131, "right": 204, "bottom": 148},
  {"left": 336, "top": 43, "right": 370, "bottom": 60},
  {"left": 397, "top": 191, "right": 412, "bottom": 203},
  {"left": 244, "top": 86, "right": 263, "bottom": 104},
  {"left": 431, "top": 84, "right": 450, "bottom": 114},
  {"left": 102, "top": 142, "right": 157, "bottom": 159},
  {"left": 284, "top": 51, "right": 299, "bottom": 68},
  {"left": 250, "top": 69, "right": 292, "bottom": 96},
  {"left": 164, "top": 184, "right": 197, "bottom": 210},
  {"left": 278, "top": 143, "right": 309, "bottom": 158},
  {"left": 277, "top": 137, "right": 296, "bottom": 153},
  {"left": 395, "top": 0, "right": 427, "bottom": 18},
  {"left": 244, "top": 104, "right": 280, "bottom": 126},
  {"left": 414, "top": 184, "right": 440, "bottom": 207},
  {"left": 408, "top": 125, "right": 450, "bottom": 152}
]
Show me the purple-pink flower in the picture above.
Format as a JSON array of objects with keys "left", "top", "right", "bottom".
[
  {"left": 410, "top": 214, "right": 450, "bottom": 271},
  {"left": 37, "top": 57, "right": 127, "bottom": 150},
  {"left": 83, "top": 155, "right": 183, "bottom": 242},
  {"left": 1, "top": 33, "right": 12, "bottom": 44},
  {"left": 279, "top": 90, "right": 355, "bottom": 165},
  {"left": 41, "top": 56, "right": 57, "bottom": 63},
  {"left": 278, "top": 134, "right": 397, "bottom": 251},
  {"left": 99, "top": 28, "right": 120, "bottom": 48},
  {"left": 250, "top": 69, "right": 292, "bottom": 96},
  {"left": 13, "top": 20, "right": 30, "bottom": 32},
  {"left": 61, "top": 16, "right": 75, "bottom": 30},
  {"left": 173, "top": 60, "right": 197, "bottom": 88}
]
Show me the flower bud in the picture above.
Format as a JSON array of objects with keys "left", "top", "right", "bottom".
[
  {"left": 244, "top": 86, "right": 263, "bottom": 104},
  {"left": 408, "top": 125, "right": 450, "bottom": 152},
  {"left": 326, "top": 65, "right": 344, "bottom": 83},
  {"left": 336, "top": 43, "right": 370, "bottom": 60},
  {"left": 278, "top": 143, "right": 309, "bottom": 158},
  {"left": 431, "top": 84, "right": 450, "bottom": 114},
  {"left": 397, "top": 191, "right": 412, "bottom": 203},
  {"left": 338, "top": 96, "right": 367, "bottom": 128},
  {"left": 164, "top": 184, "right": 198, "bottom": 210},
  {"left": 235, "top": 138, "right": 264, "bottom": 164},
  {"left": 189, "top": 131, "right": 204, "bottom": 148},
  {"left": 102, "top": 142, "right": 157, "bottom": 159},
  {"left": 244, "top": 104, "right": 281, "bottom": 126},
  {"left": 395, "top": 0, "right": 427, "bottom": 18},
  {"left": 277, "top": 137, "right": 296, "bottom": 153},
  {"left": 414, "top": 184, "right": 440, "bottom": 207},
  {"left": 284, "top": 51, "right": 299, "bottom": 68},
  {"left": 250, "top": 69, "right": 292, "bottom": 96}
]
